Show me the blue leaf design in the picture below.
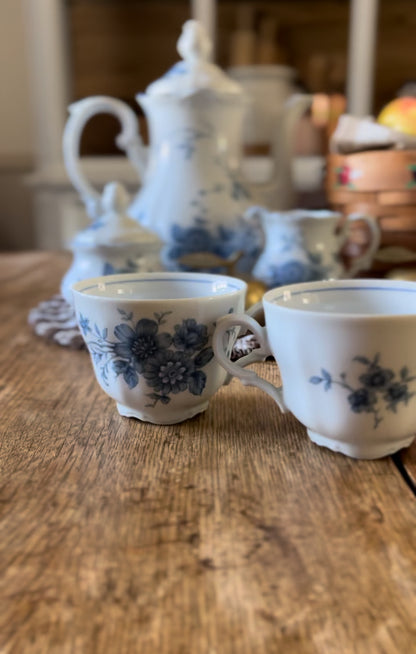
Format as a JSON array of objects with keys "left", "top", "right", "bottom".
[
  {"left": 309, "top": 376, "right": 323, "bottom": 385},
  {"left": 117, "top": 308, "right": 133, "bottom": 322},
  {"left": 353, "top": 356, "right": 371, "bottom": 365},
  {"left": 78, "top": 314, "right": 91, "bottom": 336},
  {"left": 188, "top": 370, "right": 207, "bottom": 396},
  {"left": 147, "top": 393, "right": 171, "bottom": 405},
  {"left": 113, "top": 360, "right": 129, "bottom": 375},
  {"left": 123, "top": 366, "right": 138, "bottom": 389},
  {"left": 320, "top": 369, "right": 332, "bottom": 390},
  {"left": 194, "top": 347, "right": 214, "bottom": 369},
  {"left": 401, "top": 366, "right": 409, "bottom": 380}
]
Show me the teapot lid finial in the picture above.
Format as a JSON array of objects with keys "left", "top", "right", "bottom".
[
  {"left": 177, "top": 20, "right": 212, "bottom": 64},
  {"left": 143, "top": 20, "right": 243, "bottom": 98}
]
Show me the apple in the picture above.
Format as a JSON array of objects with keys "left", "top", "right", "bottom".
[{"left": 377, "top": 97, "right": 416, "bottom": 136}]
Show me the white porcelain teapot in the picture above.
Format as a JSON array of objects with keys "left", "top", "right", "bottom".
[{"left": 63, "top": 20, "right": 311, "bottom": 273}]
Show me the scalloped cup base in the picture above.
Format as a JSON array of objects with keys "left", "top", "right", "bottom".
[
  {"left": 307, "top": 429, "right": 415, "bottom": 460},
  {"left": 116, "top": 401, "right": 209, "bottom": 425}
]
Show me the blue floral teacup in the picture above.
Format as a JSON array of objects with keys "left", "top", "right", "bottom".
[
  {"left": 72, "top": 272, "right": 246, "bottom": 424},
  {"left": 213, "top": 279, "right": 416, "bottom": 459}
]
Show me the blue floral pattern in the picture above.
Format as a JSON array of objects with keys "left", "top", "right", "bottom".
[
  {"left": 310, "top": 353, "right": 416, "bottom": 428},
  {"left": 79, "top": 313, "right": 91, "bottom": 336},
  {"left": 266, "top": 258, "right": 330, "bottom": 286},
  {"left": 264, "top": 250, "right": 338, "bottom": 287},
  {"left": 102, "top": 259, "right": 139, "bottom": 275},
  {"left": 253, "top": 223, "right": 345, "bottom": 288},
  {"left": 176, "top": 127, "right": 211, "bottom": 160},
  {"left": 165, "top": 217, "right": 262, "bottom": 273},
  {"left": 80, "top": 309, "right": 215, "bottom": 407}
]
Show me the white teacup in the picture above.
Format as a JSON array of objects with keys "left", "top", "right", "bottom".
[
  {"left": 213, "top": 279, "right": 416, "bottom": 459},
  {"left": 72, "top": 272, "right": 246, "bottom": 424}
]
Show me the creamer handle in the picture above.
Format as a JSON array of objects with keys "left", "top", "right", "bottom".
[{"left": 345, "top": 213, "right": 381, "bottom": 277}]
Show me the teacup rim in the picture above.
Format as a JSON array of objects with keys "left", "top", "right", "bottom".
[
  {"left": 264, "top": 278, "right": 416, "bottom": 318},
  {"left": 72, "top": 271, "right": 247, "bottom": 302},
  {"left": 261, "top": 209, "right": 341, "bottom": 222}
]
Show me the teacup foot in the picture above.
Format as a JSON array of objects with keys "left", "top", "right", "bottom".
[
  {"left": 307, "top": 429, "right": 415, "bottom": 460},
  {"left": 116, "top": 401, "right": 209, "bottom": 425}
]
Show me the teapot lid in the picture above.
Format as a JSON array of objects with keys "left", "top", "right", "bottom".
[
  {"left": 145, "top": 20, "right": 243, "bottom": 98},
  {"left": 73, "top": 182, "right": 161, "bottom": 249}
]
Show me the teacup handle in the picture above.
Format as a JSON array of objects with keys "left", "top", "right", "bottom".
[
  {"left": 344, "top": 213, "right": 381, "bottom": 277},
  {"left": 62, "top": 96, "right": 148, "bottom": 219},
  {"left": 213, "top": 313, "right": 287, "bottom": 412}
]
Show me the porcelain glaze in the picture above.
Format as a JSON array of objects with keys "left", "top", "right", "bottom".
[
  {"left": 61, "top": 183, "right": 162, "bottom": 305},
  {"left": 248, "top": 208, "right": 380, "bottom": 287},
  {"left": 62, "top": 21, "right": 311, "bottom": 273},
  {"left": 213, "top": 279, "right": 416, "bottom": 459},
  {"left": 72, "top": 272, "right": 247, "bottom": 424}
]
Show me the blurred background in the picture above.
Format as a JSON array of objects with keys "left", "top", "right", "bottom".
[{"left": 1, "top": 0, "right": 415, "bottom": 252}]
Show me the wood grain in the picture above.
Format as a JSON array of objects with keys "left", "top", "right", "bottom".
[
  {"left": 401, "top": 443, "right": 416, "bottom": 490},
  {"left": 1, "top": 252, "right": 415, "bottom": 654}
]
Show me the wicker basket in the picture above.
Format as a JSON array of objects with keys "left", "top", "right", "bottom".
[{"left": 326, "top": 150, "right": 416, "bottom": 270}]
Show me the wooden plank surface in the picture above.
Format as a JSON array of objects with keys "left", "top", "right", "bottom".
[
  {"left": 1, "top": 252, "right": 415, "bottom": 654},
  {"left": 401, "top": 444, "right": 416, "bottom": 490}
]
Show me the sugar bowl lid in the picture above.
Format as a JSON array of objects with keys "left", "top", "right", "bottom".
[
  {"left": 72, "top": 182, "right": 160, "bottom": 249},
  {"left": 144, "top": 20, "right": 243, "bottom": 98}
]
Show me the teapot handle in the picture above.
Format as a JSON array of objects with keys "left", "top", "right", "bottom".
[{"left": 62, "top": 96, "right": 148, "bottom": 219}]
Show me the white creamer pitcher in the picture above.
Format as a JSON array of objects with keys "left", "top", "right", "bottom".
[{"left": 247, "top": 208, "right": 381, "bottom": 287}]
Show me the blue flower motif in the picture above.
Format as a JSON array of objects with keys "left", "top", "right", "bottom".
[
  {"left": 102, "top": 259, "right": 138, "bottom": 275},
  {"left": 173, "top": 319, "right": 208, "bottom": 354},
  {"left": 269, "top": 261, "right": 309, "bottom": 285},
  {"left": 383, "top": 382, "right": 413, "bottom": 412},
  {"left": 113, "top": 319, "right": 172, "bottom": 373},
  {"left": 310, "top": 353, "right": 416, "bottom": 429},
  {"left": 83, "top": 313, "right": 214, "bottom": 403},
  {"left": 347, "top": 388, "right": 377, "bottom": 413},
  {"left": 169, "top": 224, "right": 219, "bottom": 261},
  {"left": 268, "top": 260, "right": 329, "bottom": 287},
  {"left": 143, "top": 350, "right": 196, "bottom": 395},
  {"left": 166, "top": 218, "right": 262, "bottom": 273},
  {"left": 359, "top": 367, "right": 394, "bottom": 390},
  {"left": 79, "top": 314, "right": 91, "bottom": 336}
]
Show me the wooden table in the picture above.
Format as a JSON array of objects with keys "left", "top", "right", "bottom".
[{"left": 1, "top": 252, "right": 415, "bottom": 654}]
